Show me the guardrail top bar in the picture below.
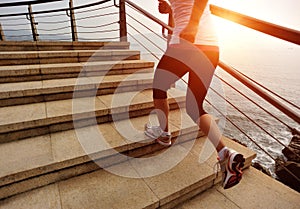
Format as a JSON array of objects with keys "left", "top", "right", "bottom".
[
  {"left": 210, "top": 4, "right": 300, "bottom": 45},
  {"left": 0, "top": 0, "right": 63, "bottom": 8},
  {"left": 0, "top": 0, "right": 111, "bottom": 17}
]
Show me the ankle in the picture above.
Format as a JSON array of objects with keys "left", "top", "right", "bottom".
[{"left": 218, "top": 146, "right": 228, "bottom": 161}]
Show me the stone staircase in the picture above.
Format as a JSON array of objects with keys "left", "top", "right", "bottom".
[{"left": 0, "top": 41, "right": 256, "bottom": 208}]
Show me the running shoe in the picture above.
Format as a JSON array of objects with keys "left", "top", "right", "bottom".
[
  {"left": 144, "top": 123, "right": 172, "bottom": 146},
  {"left": 219, "top": 149, "right": 245, "bottom": 189}
]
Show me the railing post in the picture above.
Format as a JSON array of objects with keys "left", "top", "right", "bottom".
[
  {"left": 119, "top": 0, "right": 127, "bottom": 42},
  {"left": 69, "top": 0, "right": 78, "bottom": 41},
  {"left": 0, "top": 23, "right": 5, "bottom": 41},
  {"left": 28, "top": 5, "right": 39, "bottom": 41}
]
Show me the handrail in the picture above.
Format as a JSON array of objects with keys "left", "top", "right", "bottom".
[
  {"left": 0, "top": 0, "right": 111, "bottom": 17},
  {"left": 0, "top": 0, "right": 63, "bottom": 8},
  {"left": 0, "top": 0, "right": 116, "bottom": 41},
  {"left": 125, "top": 2, "right": 300, "bottom": 46},
  {"left": 210, "top": 4, "right": 300, "bottom": 45}
]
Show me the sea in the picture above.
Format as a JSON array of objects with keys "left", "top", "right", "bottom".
[
  {"left": 215, "top": 41, "right": 300, "bottom": 177},
  {"left": 214, "top": 25, "right": 300, "bottom": 177}
]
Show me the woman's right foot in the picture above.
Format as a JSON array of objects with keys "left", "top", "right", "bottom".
[{"left": 219, "top": 149, "right": 245, "bottom": 189}]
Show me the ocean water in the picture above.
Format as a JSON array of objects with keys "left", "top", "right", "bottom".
[
  {"left": 215, "top": 42, "right": 300, "bottom": 176},
  {"left": 205, "top": 34, "right": 299, "bottom": 176}
]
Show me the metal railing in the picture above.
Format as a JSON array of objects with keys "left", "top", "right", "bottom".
[
  {"left": 0, "top": 0, "right": 115, "bottom": 41},
  {"left": 0, "top": 0, "right": 170, "bottom": 42},
  {"left": 0, "top": 0, "right": 63, "bottom": 8},
  {"left": 119, "top": 0, "right": 300, "bottom": 185},
  {"left": 0, "top": 0, "right": 299, "bottom": 185}
]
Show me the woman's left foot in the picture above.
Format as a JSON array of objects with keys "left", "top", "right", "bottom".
[{"left": 144, "top": 123, "right": 172, "bottom": 146}]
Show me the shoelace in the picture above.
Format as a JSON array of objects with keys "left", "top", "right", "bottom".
[{"left": 213, "top": 160, "right": 221, "bottom": 185}]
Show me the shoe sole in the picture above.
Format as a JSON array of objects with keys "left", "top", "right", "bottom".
[
  {"left": 228, "top": 153, "right": 245, "bottom": 173},
  {"left": 144, "top": 125, "right": 172, "bottom": 146},
  {"left": 223, "top": 171, "right": 243, "bottom": 189},
  {"left": 145, "top": 131, "right": 172, "bottom": 146},
  {"left": 223, "top": 153, "right": 245, "bottom": 189},
  {"left": 156, "top": 138, "right": 172, "bottom": 146}
]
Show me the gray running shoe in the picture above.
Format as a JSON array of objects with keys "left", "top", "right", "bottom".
[{"left": 144, "top": 123, "right": 172, "bottom": 146}]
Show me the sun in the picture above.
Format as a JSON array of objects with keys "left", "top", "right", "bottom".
[
  {"left": 212, "top": 15, "right": 245, "bottom": 48},
  {"left": 209, "top": 0, "right": 253, "bottom": 48}
]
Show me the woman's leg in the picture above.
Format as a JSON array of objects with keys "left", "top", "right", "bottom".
[
  {"left": 185, "top": 46, "right": 225, "bottom": 152},
  {"left": 186, "top": 46, "right": 245, "bottom": 189},
  {"left": 199, "top": 114, "right": 225, "bottom": 152},
  {"left": 186, "top": 77, "right": 225, "bottom": 152},
  {"left": 152, "top": 50, "right": 190, "bottom": 132},
  {"left": 154, "top": 98, "right": 169, "bottom": 132}
]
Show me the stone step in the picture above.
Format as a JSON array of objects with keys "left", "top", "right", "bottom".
[
  {"left": 0, "top": 122, "right": 256, "bottom": 206},
  {"left": 0, "top": 49, "right": 140, "bottom": 66},
  {"left": 0, "top": 71, "right": 154, "bottom": 106},
  {"left": 0, "top": 88, "right": 186, "bottom": 143},
  {"left": 174, "top": 167, "right": 300, "bottom": 209},
  {"left": 0, "top": 41, "right": 130, "bottom": 51},
  {"left": 0, "top": 108, "right": 203, "bottom": 200},
  {"left": 0, "top": 60, "right": 154, "bottom": 83}
]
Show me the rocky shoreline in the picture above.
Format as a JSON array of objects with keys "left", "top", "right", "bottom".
[{"left": 275, "top": 129, "right": 300, "bottom": 192}]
